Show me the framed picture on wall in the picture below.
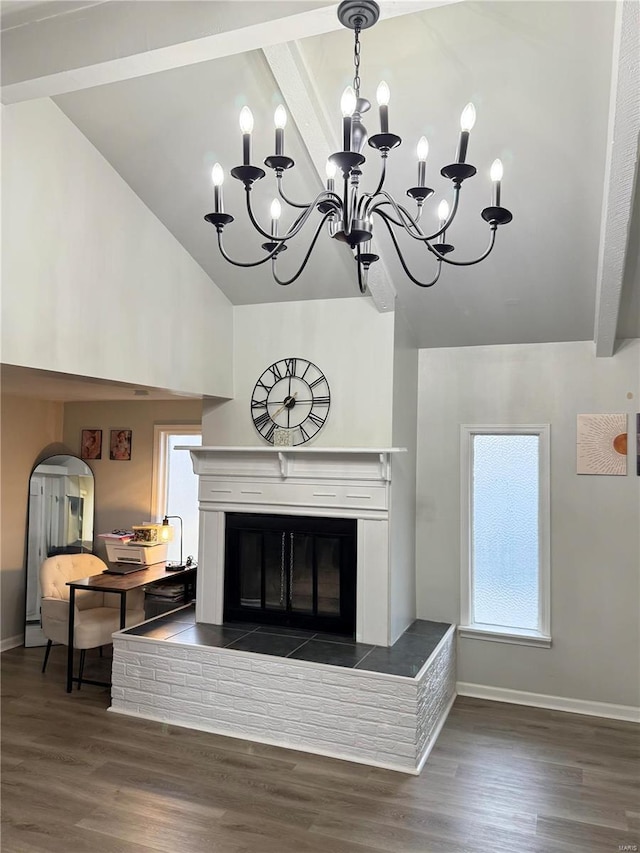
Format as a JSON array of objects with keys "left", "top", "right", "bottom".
[
  {"left": 80, "top": 429, "right": 102, "bottom": 460},
  {"left": 110, "top": 429, "right": 132, "bottom": 461}
]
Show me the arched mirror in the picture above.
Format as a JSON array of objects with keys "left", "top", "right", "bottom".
[{"left": 24, "top": 454, "right": 95, "bottom": 647}]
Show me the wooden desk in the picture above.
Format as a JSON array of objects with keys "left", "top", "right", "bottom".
[{"left": 66, "top": 563, "right": 196, "bottom": 693}]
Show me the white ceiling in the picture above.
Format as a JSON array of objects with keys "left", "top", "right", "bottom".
[{"left": 1, "top": 0, "right": 638, "bottom": 361}]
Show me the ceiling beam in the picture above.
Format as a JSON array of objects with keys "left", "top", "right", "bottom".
[
  {"left": 593, "top": 0, "right": 640, "bottom": 357},
  {"left": 1, "top": 0, "right": 461, "bottom": 105}
]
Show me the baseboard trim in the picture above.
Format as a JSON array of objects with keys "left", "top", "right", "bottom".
[
  {"left": 1, "top": 634, "right": 24, "bottom": 653},
  {"left": 457, "top": 682, "right": 640, "bottom": 723},
  {"left": 416, "top": 690, "right": 457, "bottom": 774}
]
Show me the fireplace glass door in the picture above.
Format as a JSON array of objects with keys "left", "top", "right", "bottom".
[{"left": 225, "top": 514, "right": 356, "bottom": 635}]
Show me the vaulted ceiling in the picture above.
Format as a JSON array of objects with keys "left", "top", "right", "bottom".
[{"left": 2, "top": 0, "right": 638, "bottom": 354}]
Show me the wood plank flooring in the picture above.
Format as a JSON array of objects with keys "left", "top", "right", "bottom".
[{"left": 2, "top": 645, "right": 638, "bottom": 853}]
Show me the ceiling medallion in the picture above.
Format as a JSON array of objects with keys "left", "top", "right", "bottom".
[{"left": 205, "top": 0, "right": 513, "bottom": 293}]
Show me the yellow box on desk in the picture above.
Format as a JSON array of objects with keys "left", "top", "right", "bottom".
[{"left": 105, "top": 541, "right": 168, "bottom": 565}]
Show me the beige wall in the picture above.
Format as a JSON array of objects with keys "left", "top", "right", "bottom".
[
  {"left": 0, "top": 396, "right": 202, "bottom": 644},
  {"left": 63, "top": 400, "right": 203, "bottom": 562},
  {"left": 1, "top": 394, "right": 64, "bottom": 643}
]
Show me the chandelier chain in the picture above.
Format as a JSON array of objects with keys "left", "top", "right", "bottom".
[{"left": 353, "top": 25, "right": 362, "bottom": 97}]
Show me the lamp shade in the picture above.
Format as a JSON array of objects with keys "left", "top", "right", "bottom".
[{"left": 160, "top": 519, "right": 175, "bottom": 543}]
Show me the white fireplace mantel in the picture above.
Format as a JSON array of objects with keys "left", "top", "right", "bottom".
[
  {"left": 183, "top": 446, "right": 406, "bottom": 483},
  {"left": 183, "top": 446, "right": 408, "bottom": 647}
]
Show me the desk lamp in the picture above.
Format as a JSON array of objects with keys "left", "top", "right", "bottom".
[{"left": 161, "top": 515, "right": 185, "bottom": 571}]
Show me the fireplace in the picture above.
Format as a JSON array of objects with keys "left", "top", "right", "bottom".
[
  {"left": 225, "top": 513, "right": 356, "bottom": 635},
  {"left": 185, "top": 447, "right": 412, "bottom": 647}
]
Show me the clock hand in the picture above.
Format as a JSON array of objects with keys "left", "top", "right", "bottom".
[{"left": 271, "top": 391, "right": 298, "bottom": 419}]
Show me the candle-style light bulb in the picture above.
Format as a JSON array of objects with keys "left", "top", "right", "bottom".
[
  {"left": 270, "top": 198, "right": 281, "bottom": 237},
  {"left": 376, "top": 81, "right": 390, "bottom": 106},
  {"left": 341, "top": 86, "right": 356, "bottom": 152},
  {"left": 376, "top": 81, "right": 390, "bottom": 134},
  {"left": 417, "top": 136, "right": 429, "bottom": 161},
  {"left": 239, "top": 106, "right": 254, "bottom": 134},
  {"left": 490, "top": 158, "right": 503, "bottom": 206},
  {"left": 341, "top": 86, "right": 357, "bottom": 117},
  {"left": 274, "top": 104, "right": 287, "bottom": 156},
  {"left": 460, "top": 103, "right": 476, "bottom": 132},
  {"left": 274, "top": 105, "right": 287, "bottom": 129},
  {"left": 438, "top": 200, "right": 450, "bottom": 237},
  {"left": 211, "top": 163, "right": 224, "bottom": 212},
  {"left": 211, "top": 163, "right": 224, "bottom": 187},
  {"left": 239, "top": 106, "right": 254, "bottom": 165},
  {"left": 456, "top": 103, "right": 476, "bottom": 164},
  {"left": 270, "top": 198, "right": 282, "bottom": 220},
  {"left": 325, "top": 159, "right": 337, "bottom": 193},
  {"left": 416, "top": 136, "right": 429, "bottom": 187}
]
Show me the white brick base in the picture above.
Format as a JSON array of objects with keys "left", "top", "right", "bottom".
[{"left": 110, "top": 626, "right": 456, "bottom": 775}]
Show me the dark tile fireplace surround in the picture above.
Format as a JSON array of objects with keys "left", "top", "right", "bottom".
[{"left": 125, "top": 605, "right": 451, "bottom": 678}]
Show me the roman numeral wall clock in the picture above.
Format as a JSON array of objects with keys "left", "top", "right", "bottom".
[{"left": 250, "top": 358, "right": 331, "bottom": 446}]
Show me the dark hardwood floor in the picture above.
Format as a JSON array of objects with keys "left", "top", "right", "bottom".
[{"left": 2, "top": 645, "right": 638, "bottom": 853}]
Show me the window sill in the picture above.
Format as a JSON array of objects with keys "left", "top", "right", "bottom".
[{"left": 458, "top": 625, "right": 552, "bottom": 648}]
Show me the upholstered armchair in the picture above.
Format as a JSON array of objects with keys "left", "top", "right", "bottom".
[{"left": 39, "top": 553, "right": 145, "bottom": 687}]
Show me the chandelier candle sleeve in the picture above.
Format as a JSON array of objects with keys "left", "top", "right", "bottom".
[
  {"left": 211, "top": 163, "right": 224, "bottom": 213},
  {"left": 490, "top": 158, "right": 503, "bottom": 207},
  {"left": 239, "top": 106, "right": 253, "bottom": 166},
  {"left": 341, "top": 86, "right": 357, "bottom": 152},
  {"left": 456, "top": 103, "right": 476, "bottom": 164},
  {"left": 417, "top": 136, "right": 429, "bottom": 187},
  {"left": 376, "top": 81, "right": 390, "bottom": 133},
  {"left": 274, "top": 105, "right": 287, "bottom": 156}
]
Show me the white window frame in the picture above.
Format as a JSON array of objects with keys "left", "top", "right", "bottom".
[
  {"left": 151, "top": 424, "right": 202, "bottom": 522},
  {"left": 459, "top": 424, "right": 551, "bottom": 648}
]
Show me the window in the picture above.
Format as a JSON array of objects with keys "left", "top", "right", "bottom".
[
  {"left": 152, "top": 426, "right": 201, "bottom": 564},
  {"left": 460, "top": 425, "right": 551, "bottom": 647}
]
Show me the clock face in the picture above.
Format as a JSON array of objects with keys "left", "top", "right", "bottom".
[{"left": 251, "top": 358, "right": 330, "bottom": 446}]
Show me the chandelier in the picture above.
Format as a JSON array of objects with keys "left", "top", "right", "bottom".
[{"left": 205, "top": 0, "right": 513, "bottom": 294}]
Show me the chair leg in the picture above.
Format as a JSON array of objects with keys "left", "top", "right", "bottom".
[
  {"left": 77, "top": 648, "right": 86, "bottom": 690},
  {"left": 41, "top": 640, "right": 52, "bottom": 674}
]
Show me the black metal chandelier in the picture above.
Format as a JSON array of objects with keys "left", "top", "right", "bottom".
[{"left": 205, "top": 0, "right": 513, "bottom": 293}]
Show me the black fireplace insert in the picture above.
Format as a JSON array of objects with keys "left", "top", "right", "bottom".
[{"left": 224, "top": 513, "right": 356, "bottom": 636}]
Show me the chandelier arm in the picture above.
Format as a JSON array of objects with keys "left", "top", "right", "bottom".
[
  {"left": 271, "top": 213, "right": 333, "bottom": 286},
  {"left": 245, "top": 190, "right": 324, "bottom": 243},
  {"left": 371, "top": 186, "right": 462, "bottom": 241},
  {"left": 245, "top": 191, "right": 288, "bottom": 241},
  {"left": 216, "top": 231, "right": 279, "bottom": 268},
  {"left": 376, "top": 212, "right": 443, "bottom": 288},
  {"left": 358, "top": 158, "right": 387, "bottom": 218},
  {"left": 437, "top": 229, "right": 497, "bottom": 266},
  {"left": 373, "top": 206, "right": 497, "bottom": 264},
  {"left": 276, "top": 173, "right": 314, "bottom": 210}
]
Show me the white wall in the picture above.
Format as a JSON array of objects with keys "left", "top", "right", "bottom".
[
  {"left": 1, "top": 99, "right": 233, "bottom": 399},
  {"left": 203, "top": 298, "right": 395, "bottom": 448},
  {"left": 416, "top": 339, "right": 640, "bottom": 707},
  {"left": 389, "top": 309, "right": 418, "bottom": 642}
]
